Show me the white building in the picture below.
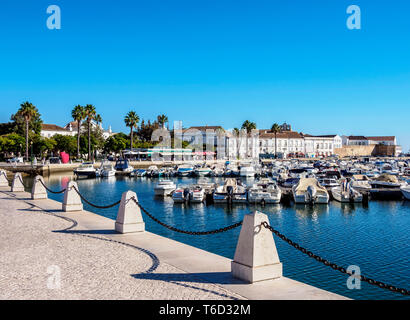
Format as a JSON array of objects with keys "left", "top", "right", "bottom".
[
  {"left": 259, "top": 130, "right": 304, "bottom": 157},
  {"left": 40, "top": 124, "right": 75, "bottom": 138},
  {"left": 343, "top": 136, "right": 397, "bottom": 146},
  {"left": 64, "top": 121, "right": 115, "bottom": 140},
  {"left": 302, "top": 134, "right": 342, "bottom": 157}
]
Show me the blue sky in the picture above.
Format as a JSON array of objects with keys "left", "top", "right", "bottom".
[{"left": 0, "top": 0, "right": 409, "bottom": 151}]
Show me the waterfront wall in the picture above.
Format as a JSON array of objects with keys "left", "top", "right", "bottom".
[
  {"left": 335, "top": 145, "right": 399, "bottom": 157},
  {"left": 334, "top": 145, "right": 376, "bottom": 157}
]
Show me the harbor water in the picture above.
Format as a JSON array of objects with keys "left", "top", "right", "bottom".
[{"left": 23, "top": 174, "right": 410, "bottom": 300}]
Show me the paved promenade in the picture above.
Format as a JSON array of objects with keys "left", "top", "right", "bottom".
[{"left": 0, "top": 188, "right": 347, "bottom": 300}]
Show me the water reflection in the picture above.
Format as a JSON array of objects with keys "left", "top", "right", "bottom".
[
  {"left": 295, "top": 204, "right": 329, "bottom": 221},
  {"left": 20, "top": 173, "right": 410, "bottom": 300}
]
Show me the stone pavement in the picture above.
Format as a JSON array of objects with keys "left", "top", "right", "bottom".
[
  {"left": 0, "top": 188, "right": 347, "bottom": 300},
  {"left": 0, "top": 192, "right": 244, "bottom": 300}
]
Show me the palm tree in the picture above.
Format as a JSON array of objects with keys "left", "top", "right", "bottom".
[
  {"left": 71, "top": 105, "right": 85, "bottom": 159},
  {"left": 271, "top": 123, "right": 281, "bottom": 158},
  {"left": 16, "top": 102, "right": 38, "bottom": 161},
  {"left": 241, "top": 120, "right": 257, "bottom": 158},
  {"left": 84, "top": 104, "right": 100, "bottom": 161},
  {"left": 124, "top": 111, "right": 140, "bottom": 150},
  {"left": 157, "top": 114, "right": 168, "bottom": 129}
]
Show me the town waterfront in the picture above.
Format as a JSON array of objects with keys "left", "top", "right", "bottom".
[{"left": 22, "top": 174, "right": 410, "bottom": 300}]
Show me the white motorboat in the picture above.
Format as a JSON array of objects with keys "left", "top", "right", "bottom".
[
  {"left": 177, "top": 165, "right": 194, "bottom": 177},
  {"left": 213, "top": 178, "right": 247, "bottom": 203},
  {"left": 248, "top": 180, "right": 282, "bottom": 204},
  {"left": 190, "top": 185, "right": 206, "bottom": 203},
  {"left": 154, "top": 180, "right": 177, "bottom": 197},
  {"left": 172, "top": 187, "right": 191, "bottom": 203},
  {"left": 401, "top": 185, "right": 410, "bottom": 200},
  {"left": 318, "top": 178, "right": 340, "bottom": 191},
  {"left": 331, "top": 185, "right": 363, "bottom": 203},
  {"left": 211, "top": 166, "right": 225, "bottom": 177},
  {"left": 240, "top": 164, "right": 256, "bottom": 177},
  {"left": 225, "top": 164, "right": 239, "bottom": 177},
  {"left": 292, "top": 178, "right": 329, "bottom": 204},
  {"left": 350, "top": 174, "right": 372, "bottom": 192},
  {"left": 101, "top": 163, "right": 116, "bottom": 177},
  {"left": 114, "top": 158, "right": 134, "bottom": 174},
  {"left": 131, "top": 169, "right": 147, "bottom": 177},
  {"left": 194, "top": 167, "right": 212, "bottom": 177},
  {"left": 369, "top": 174, "right": 404, "bottom": 189},
  {"left": 74, "top": 163, "right": 96, "bottom": 178}
]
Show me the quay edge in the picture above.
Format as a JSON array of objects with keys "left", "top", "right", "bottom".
[{"left": 0, "top": 186, "right": 349, "bottom": 300}]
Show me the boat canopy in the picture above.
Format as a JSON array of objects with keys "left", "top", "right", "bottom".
[{"left": 376, "top": 174, "right": 399, "bottom": 183}]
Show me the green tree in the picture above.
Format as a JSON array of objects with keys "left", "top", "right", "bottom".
[
  {"left": 79, "top": 123, "right": 105, "bottom": 159},
  {"left": 84, "top": 104, "right": 101, "bottom": 161},
  {"left": 53, "top": 134, "right": 77, "bottom": 156},
  {"left": 33, "top": 135, "right": 57, "bottom": 158},
  {"left": 124, "top": 111, "right": 140, "bottom": 150},
  {"left": 271, "top": 123, "right": 281, "bottom": 158},
  {"left": 71, "top": 105, "right": 85, "bottom": 159},
  {"left": 12, "top": 102, "right": 41, "bottom": 161},
  {"left": 137, "top": 119, "right": 159, "bottom": 142},
  {"left": 104, "top": 135, "right": 128, "bottom": 154},
  {"left": 241, "top": 120, "right": 257, "bottom": 158},
  {"left": 157, "top": 114, "right": 168, "bottom": 129},
  {"left": 0, "top": 133, "right": 25, "bottom": 155},
  {"left": 0, "top": 122, "right": 14, "bottom": 135}
]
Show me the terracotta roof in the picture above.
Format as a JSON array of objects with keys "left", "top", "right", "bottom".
[
  {"left": 184, "top": 126, "right": 224, "bottom": 132},
  {"left": 348, "top": 136, "right": 368, "bottom": 140},
  {"left": 65, "top": 121, "right": 79, "bottom": 130},
  {"left": 259, "top": 130, "right": 303, "bottom": 139},
  {"left": 41, "top": 124, "right": 69, "bottom": 132},
  {"left": 304, "top": 134, "right": 337, "bottom": 138},
  {"left": 366, "top": 136, "right": 395, "bottom": 141}
]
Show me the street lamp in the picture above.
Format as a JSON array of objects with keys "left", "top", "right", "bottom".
[{"left": 30, "top": 141, "right": 33, "bottom": 159}]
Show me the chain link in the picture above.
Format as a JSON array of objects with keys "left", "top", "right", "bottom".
[
  {"left": 261, "top": 222, "right": 410, "bottom": 296},
  {"left": 72, "top": 187, "right": 121, "bottom": 209},
  {"left": 17, "top": 175, "right": 25, "bottom": 186},
  {"left": 132, "top": 197, "right": 243, "bottom": 235},
  {"left": 37, "top": 179, "right": 66, "bottom": 194}
]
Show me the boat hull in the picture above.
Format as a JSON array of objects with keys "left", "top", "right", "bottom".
[{"left": 401, "top": 187, "right": 410, "bottom": 200}]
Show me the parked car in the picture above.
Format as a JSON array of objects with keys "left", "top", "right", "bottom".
[
  {"left": 48, "top": 157, "right": 61, "bottom": 164},
  {"left": 7, "top": 157, "right": 24, "bottom": 163}
]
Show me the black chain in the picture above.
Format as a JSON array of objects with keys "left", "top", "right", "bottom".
[
  {"left": 262, "top": 222, "right": 410, "bottom": 296},
  {"left": 132, "top": 197, "right": 243, "bottom": 235},
  {"left": 72, "top": 186, "right": 121, "bottom": 209},
  {"left": 17, "top": 175, "right": 25, "bottom": 186},
  {"left": 37, "top": 179, "right": 66, "bottom": 194}
]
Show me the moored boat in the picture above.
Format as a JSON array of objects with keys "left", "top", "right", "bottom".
[
  {"left": 401, "top": 185, "right": 410, "bottom": 200},
  {"left": 114, "top": 158, "right": 134, "bottom": 174},
  {"left": 331, "top": 185, "right": 363, "bottom": 203},
  {"left": 154, "top": 180, "right": 177, "bottom": 197},
  {"left": 292, "top": 178, "right": 329, "bottom": 204},
  {"left": 101, "top": 163, "right": 116, "bottom": 177},
  {"left": 74, "top": 163, "right": 97, "bottom": 178}
]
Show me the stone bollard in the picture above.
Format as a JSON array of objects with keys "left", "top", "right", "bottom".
[
  {"left": 231, "top": 211, "right": 282, "bottom": 283},
  {"left": 31, "top": 175, "right": 48, "bottom": 200},
  {"left": 0, "top": 170, "right": 9, "bottom": 187},
  {"left": 115, "top": 191, "right": 145, "bottom": 233},
  {"left": 62, "top": 181, "right": 83, "bottom": 212},
  {"left": 11, "top": 173, "right": 25, "bottom": 192}
]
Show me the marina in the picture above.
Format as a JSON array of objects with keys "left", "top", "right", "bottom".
[
  {"left": 10, "top": 160, "right": 410, "bottom": 300},
  {"left": 1, "top": 1, "right": 410, "bottom": 304}
]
